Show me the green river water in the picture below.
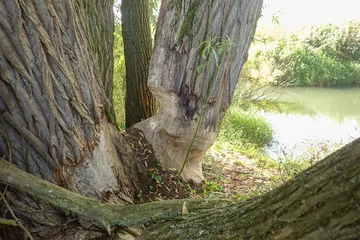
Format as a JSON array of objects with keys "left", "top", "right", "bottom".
[{"left": 264, "top": 87, "right": 360, "bottom": 160}]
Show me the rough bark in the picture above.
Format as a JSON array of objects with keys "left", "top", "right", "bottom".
[
  {"left": 84, "top": 0, "right": 117, "bottom": 126},
  {"left": 0, "top": 1, "right": 137, "bottom": 237},
  {"left": 121, "top": 0, "right": 156, "bottom": 128},
  {"left": 0, "top": 158, "right": 230, "bottom": 229},
  {"left": 1, "top": 138, "right": 359, "bottom": 239},
  {"left": 135, "top": 0, "right": 263, "bottom": 184},
  {"left": 138, "top": 137, "right": 360, "bottom": 239}
]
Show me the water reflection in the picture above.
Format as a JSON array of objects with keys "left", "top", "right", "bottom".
[
  {"left": 275, "top": 87, "right": 360, "bottom": 123},
  {"left": 265, "top": 87, "right": 360, "bottom": 160}
]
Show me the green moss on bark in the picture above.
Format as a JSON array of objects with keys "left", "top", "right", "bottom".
[{"left": 177, "top": 0, "right": 201, "bottom": 41}]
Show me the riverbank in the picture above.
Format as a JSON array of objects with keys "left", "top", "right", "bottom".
[
  {"left": 199, "top": 133, "right": 347, "bottom": 201},
  {"left": 199, "top": 85, "right": 360, "bottom": 200}
]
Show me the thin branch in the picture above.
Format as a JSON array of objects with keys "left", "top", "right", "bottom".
[
  {"left": 0, "top": 124, "right": 34, "bottom": 240},
  {"left": 0, "top": 192, "right": 34, "bottom": 240}
]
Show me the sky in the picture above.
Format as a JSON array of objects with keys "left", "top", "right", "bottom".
[{"left": 258, "top": 0, "right": 360, "bottom": 29}]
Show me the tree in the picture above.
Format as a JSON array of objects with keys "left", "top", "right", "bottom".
[
  {"left": 0, "top": 0, "right": 141, "bottom": 238},
  {"left": 84, "top": 0, "right": 118, "bottom": 126},
  {"left": 135, "top": 0, "right": 263, "bottom": 184},
  {"left": 1, "top": 0, "right": 360, "bottom": 239},
  {"left": 121, "top": 0, "right": 156, "bottom": 128}
]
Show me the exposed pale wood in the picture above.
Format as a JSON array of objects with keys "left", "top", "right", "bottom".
[
  {"left": 0, "top": 0, "right": 103, "bottom": 185},
  {"left": 0, "top": 1, "right": 137, "bottom": 238},
  {"left": 1, "top": 137, "right": 360, "bottom": 239},
  {"left": 136, "top": 0, "right": 263, "bottom": 183}
]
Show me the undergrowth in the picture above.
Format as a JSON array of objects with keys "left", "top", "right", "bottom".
[
  {"left": 219, "top": 106, "right": 274, "bottom": 148},
  {"left": 242, "top": 20, "right": 360, "bottom": 87}
]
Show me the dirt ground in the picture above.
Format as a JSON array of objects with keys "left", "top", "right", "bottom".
[{"left": 124, "top": 128, "right": 280, "bottom": 203}]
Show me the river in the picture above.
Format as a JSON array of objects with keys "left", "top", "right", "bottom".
[{"left": 263, "top": 87, "right": 360, "bottom": 161}]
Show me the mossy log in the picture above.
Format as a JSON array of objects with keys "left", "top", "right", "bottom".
[{"left": 0, "top": 157, "right": 230, "bottom": 232}]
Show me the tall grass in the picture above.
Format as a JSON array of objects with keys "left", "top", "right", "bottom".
[
  {"left": 219, "top": 107, "right": 274, "bottom": 148},
  {"left": 242, "top": 21, "right": 360, "bottom": 87}
]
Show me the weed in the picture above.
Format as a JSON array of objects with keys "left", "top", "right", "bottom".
[
  {"left": 150, "top": 170, "right": 163, "bottom": 183},
  {"left": 137, "top": 190, "right": 143, "bottom": 199},
  {"left": 179, "top": 37, "right": 234, "bottom": 176}
]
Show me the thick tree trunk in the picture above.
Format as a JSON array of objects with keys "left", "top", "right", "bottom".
[
  {"left": 84, "top": 0, "right": 117, "bottom": 126},
  {"left": 138, "top": 137, "right": 360, "bottom": 239},
  {"left": 135, "top": 0, "right": 263, "bottom": 184},
  {"left": 0, "top": 0, "right": 137, "bottom": 238},
  {"left": 121, "top": 0, "right": 156, "bottom": 128}
]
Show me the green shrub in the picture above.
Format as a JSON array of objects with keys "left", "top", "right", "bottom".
[
  {"left": 242, "top": 21, "right": 360, "bottom": 87},
  {"left": 219, "top": 107, "right": 273, "bottom": 148}
]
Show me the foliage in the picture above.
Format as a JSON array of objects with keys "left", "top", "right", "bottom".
[
  {"left": 219, "top": 107, "right": 274, "bottom": 148},
  {"left": 243, "top": 21, "right": 360, "bottom": 86},
  {"left": 150, "top": 169, "right": 163, "bottom": 183},
  {"left": 113, "top": 23, "right": 126, "bottom": 129},
  {"left": 149, "top": 0, "right": 160, "bottom": 33}
]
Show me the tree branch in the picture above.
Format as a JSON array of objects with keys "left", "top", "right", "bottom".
[{"left": 0, "top": 158, "right": 231, "bottom": 230}]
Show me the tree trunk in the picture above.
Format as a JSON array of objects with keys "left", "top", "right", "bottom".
[
  {"left": 138, "top": 137, "right": 360, "bottom": 239},
  {"left": 121, "top": 0, "right": 156, "bottom": 128},
  {"left": 0, "top": 0, "right": 138, "bottom": 238},
  {"left": 84, "top": 0, "right": 117, "bottom": 126},
  {"left": 135, "top": 0, "right": 263, "bottom": 184}
]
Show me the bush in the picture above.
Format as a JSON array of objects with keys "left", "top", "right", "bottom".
[
  {"left": 242, "top": 21, "right": 360, "bottom": 87},
  {"left": 219, "top": 107, "right": 273, "bottom": 148},
  {"left": 273, "top": 41, "right": 359, "bottom": 86}
]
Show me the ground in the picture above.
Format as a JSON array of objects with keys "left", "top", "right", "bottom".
[
  {"left": 124, "top": 128, "right": 282, "bottom": 203},
  {"left": 0, "top": 129, "right": 284, "bottom": 239}
]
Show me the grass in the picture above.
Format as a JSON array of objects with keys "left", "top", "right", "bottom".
[
  {"left": 219, "top": 106, "right": 274, "bottom": 148},
  {"left": 201, "top": 100, "right": 345, "bottom": 201},
  {"left": 202, "top": 135, "right": 344, "bottom": 201}
]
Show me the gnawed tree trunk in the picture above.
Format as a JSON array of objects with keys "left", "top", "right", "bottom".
[
  {"left": 121, "top": 0, "right": 156, "bottom": 128},
  {"left": 0, "top": 0, "right": 139, "bottom": 238},
  {"left": 135, "top": 0, "right": 263, "bottom": 184},
  {"left": 1, "top": 137, "right": 360, "bottom": 239}
]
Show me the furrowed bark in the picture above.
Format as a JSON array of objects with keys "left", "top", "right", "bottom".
[
  {"left": 2, "top": 137, "right": 359, "bottom": 239},
  {"left": 0, "top": 1, "right": 137, "bottom": 238},
  {"left": 0, "top": 0, "right": 104, "bottom": 187},
  {"left": 135, "top": 0, "right": 263, "bottom": 184},
  {"left": 138, "top": 137, "right": 360, "bottom": 239},
  {"left": 84, "top": 0, "right": 117, "bottom": 126},
  {"left": 122, "top": 0, "right": 156, "bottom": 128}
]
